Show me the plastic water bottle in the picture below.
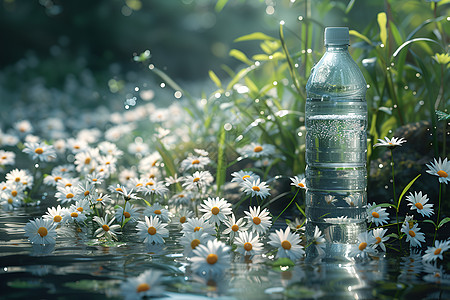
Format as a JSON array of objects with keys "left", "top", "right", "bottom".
[{"left": 305, "top": 27, "right": 367, "bottom": 259}]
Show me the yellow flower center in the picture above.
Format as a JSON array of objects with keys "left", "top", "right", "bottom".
[
  {"left": 252, "top": 217, "right": 261, "bottom": 225},
  {"left": 211, "top": 207, "right": 220, "bottom": 215},
  {"left": 178, "top": 194, "right": 185, "bottom": 198},
  {"left": 244, "top": 242, "right": 253, "bottom": 251},
  {"left": 375, "top": 237, "right": 382, "bottom": 244},
  {"left": 146, "top": 182, "right": 154, "bottom": 186},
  {"left": 408, "top": 230, "right": 416, "bottom": 237},
  {"left": 194, "top": 226, "right": 202, "bottom": 232},
  {"left": 116, "top": 187, "right": 123, "bottom": 192},
  {"left": 253, "top": 146, "right": 263, "bottom": 153},
  {"left": 359, "top": 242, "right": 367, "bottom": 251},
  {"left": 190, "top": 239, "right": 201, "bottom": 249},
  {"left": 71, "top": 212, "right": 78, "bottom": 218},
  {"left": 77, "top": 207, "right": 83, "bottom": 212},
  {"left": 193, "top": 177, "right": 200, "bottom": 183},
  {"left": 37, "top": 227, "right": 48, "bottom": 237},
  {"left": 434, "top": 248, "right": 442, "bottom": 255},
  {"left": 206, "top": 253, "right": 218, "bottom": 265},
  {"left": 179, "top": 216, "right": 186, "bottom": 223},
  {"left": 242, "top": 175, "right": 250, "bottom": 180},
  {"left": 92, "top": 178, "right": 98, "bottom": 182},
  {"left": 147, "top": 226, "right": 157, "bottom": 235},
  {"left": 437, "top": 170, "right": 448, "bottom": 178},
  {"left": 136, "top": 183, "right": 143, "bottom": 187},
  {"left": 84, "top": 191, "right": 90, "bottom": 196},
  {"left": 85, "top": 158, "right": 91, "bottom": 164},
  {"left": 102, "top": 224, "right": 110, "bottom": 231},
  {"left": 415, "top": 203, "right": 424, "bottom": 210},
  {"left": 136, "top": 283, "right": 150, "bottom": 293},
  {"left": 1, "top": 155, "right": 6, "bottom": 159},
  {"left": 123, "top": 212, "right": 131, "bottom": 218},
  {"left": 15, "top": 177, "right": 20, "bottom": 182},
  {"left": 298, "top": 182, "right": 305, "bottom": 187},
  {"left": 7, "top": 198, "right": 13, "bottom": 204},
  {"left": 371, "top": 211, "right": 380, "bottom": 218},
  {"left": 281, "top": 240, "right": 292, "bottom": 250},
  {"left": 97, "top": 198, "right": 103, "bottom": 202},
  {"left": 53, "top": 215, "right": 62, "bottom": 223},
  {"left": 408, "top": 221, "right": 414, "bottom": 229},
  {"left": 296, "top": 224, "right": 302, "bottom": 229},
  {"left": 66, "top": 193, "right": 74, "bottom": 199},
  {"left": 34, "top": 148, "right": 44, "bottom": 154},
  {"left": 231, "top": 224, "right": 239, "bottom": 232},
  {"left": 11, "top": 190, "right": 17, "bottom": 197},
  {"left": 54, "top": 176, "right": 62, "bottom": 182},
  {"left": 252, "top": 186, "right": 260, "bottom": 192},
  {"left": 65, "top": 183, "right": 72, "bottom": 187},
  {"left": 154, "top": 210, "right": 161, "bottom": 215},
  {"left": 192, "top": 159, "right": 200, "bottom": 165}
]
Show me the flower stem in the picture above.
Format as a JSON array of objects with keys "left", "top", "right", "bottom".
[
  {"left": 433, "top": 183, "right": 442, "bottom": 244},
  {"left": 390, "top": 149, "right": 401, "bottom": 240},
  {"left": 273, "top": 189, "right": 299, "bottom": 223}
]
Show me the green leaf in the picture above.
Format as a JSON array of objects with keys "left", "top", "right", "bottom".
[
  {"left": 272, "top": 257, "right": 295, "bottom": 268},
  {"left": 371, "top": 203, "right": 395, "bottom": 209},
  {"left": 252, "top": 54, "right": 270, "bottom": 61},
  {"left": 377, "top": 12, "right": 387, "bottom": 46},
  {"left": 436, "top": 110, "right": 450, "bottom": 121},
  {"left": 234, "top": 32, "right": 276, "bottom": 43},
  {"left": 397, "top": 174, "right": 421, "bottom": 212},
  {"left": 151, "top": 66, "right": 184, "bottom": 92},
  {"left": 392, "top": 38, "right": 442, "bottom": 58},
  {"left": 349, "top": 30, "right": 373, "bottom": 46},
  {"left": 345, "top": 0, "right": 356, "bottom": 14},
  {"left": 229, "top": 49, "right": 253, "bottom": 65},
  {"left": 133, "top": 50, "right": 151, "bottom": 62},
  {"left": 294, "top": 202, "right": 306, "bottom": 218},
  {"left": 438, "top": 217, "right": 450, "bottom": 228},
  {"left": 155, "top": 139, "right": 176, "bottom": 178},
  {"left": 423, "top": 219, "right": 437, "bottom": 226},
  {"left": 208, "top": 70, "right": 222, "bottom": 89},
  {"left": 380, "top": 116, "right": 397, "bottom": 139},
  {"left": 226, "top": 67, "right": 252, "bottom": 91},
  {"left": 385, "top": 233, "right": 399, "bottom": 239},
  {"left": 215, "top": 0, "right": 228, "bottom": 12},
  {"left": 216, "top": 127, "right": 226, "bottom": 194}
]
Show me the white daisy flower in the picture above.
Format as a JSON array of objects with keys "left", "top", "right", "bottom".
[
  {"left": 24, "top": 218, "right": 57, "bottom": 245},
  {"left": 366, "top": 203, "right": 389, "bottom": 226},
  {"left": 310, "top": 226, "right": 326, "bottom": 256},
  {"left": 0, "top": 150, "right": 15, "bottom": 166},
  {"left": 143, "top": 203, "right": 171, "bottom": 223},
  {"left": 98, "top": 141, "right": 124, "bottom": 158},
  {"left": 290, "top": 175, "right": 306, "bottom": 189},
  {"left": 43, "top": 205, "right": 68, "bottom": 224},
  {"left": 96, "top": 154, "right": 117, "bottom": 176},
  {"left": 406, "top": 191, "right": 434, "bottom": 217},
  {"left": 373, "top": 136, "right": 406, "bottom": 149},
  {"left": 137, "top": 215, "right": 169, "bottom": 245},
  {"left": 172, "top": 208, "right": 194, "bottom": 227},
  {"left": 426, "top": 157, "right": 450, "bottom": 184},
  {"left": 22, "top": 142, "right": 57, "bottom": 162},
  {"left": 179, "top": 231, "right": 214, "bottom": 257},
  {"left": 120, "top": 269, "right": 165, "bottom": 300},
  {"left": 181, "top": 216, "right": 215, "bottom": 236},
  {"left": 115, "top": 202, "right": 140, "bottom": 224},
  {"left": 349, "top": 231, "right": 377, "bottom": 259},
  {"left": 56, "top": 177, "right": 80, "bottom": 190},
  {"left": 238, "top": 143, "right": 276, "bottom": 158},
  {"left": 128, "top": 139, "right": 150, "bottom": 156},
  {"left": 401, "top": 222, "right": 426, "bottom": 248},
  {"left": 231, "top": 170, "right": 259, "bottom": 184},
  {"left": 222, "top": 214, "right": 247, "bottom": 240},
  {"left": 74, "top": 182, "right": 95, "bottom": 202},
  {"left": 63, "top": 208, "right": 87, "bottom": 224},
  {"left": 118, "top": 168, "right": 138, "bottom": 185},
  {"left": 142, "top": 181, "right": 169, "bottom": 198},
  {"left": 344, "top": 194, "right": 360, "bottom": 207},
  {"left": 288, "top": 217, "right": 305, "bottom": 233},
  {"left": 169, "top": 192, "right": 193, "bottom": 206},
  {"left": 268, "top": 226, "right": 304, "bottom": 260},
  {"left": 193, "top": 148, "right": 209, "bottom": 156},
  {"left": 422, "top": 240, "right": 450, "bottom": 263},
  {"left": 324, "top": 195, "right": 338, "bottom": 205},
  {"left": 55, "top": 185, "right": 77, "bottom": 204},
  {"left": 180, "top": 154, "right": 211, "bottom": 171},
  {"left": 244, "top": 206, "right": 272, "bottom": 234},
  {"left": 191, "top": 239, "right": 231, "bottom": 277},
  {"left": 85, "top": 171, "right": 106, "bottom": 185},
  {"left": 199, "top": 197, "right": 233, "bottom": 226},
  {"left": 6, "top": 169, "right": 33, "bottom": 188},
  {"left": 74, "top": 148, "right": 99, "bottom": 174},
  {"left": 66, "top": 138, "right": 88, "bottom": 154},
  {"left": 371, "top": 228, "right": 389, "bottom": 252},
  {"left": 73, "top": 199, "right": 92, "bottom": 216},
  {"left": 94, "top": 214, "right": 121, "bottom": 240},
  {"left": 234, "top": 231, "right": 264, "bottom": 256},
  {"left": 14, "top": 120, "right": 33, "bottom": 135},
  {"left": 108, "top": 185, "right": 140, "bottom": 201},
  {"left": 182, "top": 170, "right": 214, "bottom": 191},
  {"left": 241, "top": 178, "right": 271, "bottom": 200},
  {"left": 92, "top": 192, "right": 112, "bottom": 206},
  {"left": 164, "top": 174, "right": 184, "bottom": 186}
]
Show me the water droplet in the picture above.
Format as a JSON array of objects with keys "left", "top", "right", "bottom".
[
  {"left": 385, "top": 185, "right": 389, "bottom": 189},
  {"left": 404, "top": 85, "right": 409, "bottom": 90},
  {"left": 148, "top": 64, "right": 154, "bottom": 70},
  {"left": 255, "top": 99, "right": 260, "bottom": 103},
  {"left": 266, "top": 5, "right": 275, "bottom": 15},
  {"left": 380, "top": 44, "right": 385, "bottom": 48},
  {"left": 160, "top": 83, "right": 166, "bottom": 88},
  {"left": 391, "top": 62, "right": 395, "bottom": 66},
  {"left": 273, "top": 81, "right": 278, "bottom": 86},
  {"left": 280, "top": 20, "right": 285, "bottom": 25},
  {"left": 35, "top": 164, "right": 39, "bottom": 168},
  {"left": 386, "top": 67, "right": 390, "bottom": 71},
  {"left": 416, "top": 73, "right": 421, "bottom": 78},
  {"left": 200, "top": 99, "right": 207, "bottom": 105},
  {"left": 134, "top": 87, "right": 139, "bottom": 92},
  {"left": 393, "top": 104, "right": 397, "bottom": 108},
  {"left": 298, "top": 132, "right": 303, "bottom": 137},
  {"left": 215, "top": 92, "right": 221, "bottom": 99},
  {"left": 379, "top": 164, "right": 383, "bottom": 168},
  {"left": 225, "top": 92, "right": 230, "bottom": 97},
  {"left": 294, "top": 63, "right": 299, "bottom": 68},
  {"left": 298, "top": 16, "right": 303, "bottom": 21},
  {"left": 260, "top": 111, "right": 265, "bottom": 115},
  {"left": 224, "top": 123, "right": 232, "bottom": 131},
  {"left": 255, "top": 61, "right": 260, "bottom": 66},
  {"left": 367, "top": 84, "right": 370, "bottom": 89},
  {"left": 307, "top": 49, "right": 312, "bottom": 53},
  {"left": 413, "top": 91, "right": 417, "bottom": 96}
]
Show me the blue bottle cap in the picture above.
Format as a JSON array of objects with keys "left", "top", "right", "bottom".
[{"left": 324, "top": 27, "right": 349, "bottom": 45}]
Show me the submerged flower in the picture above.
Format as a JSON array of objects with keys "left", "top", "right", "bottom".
[
  {"left": 94, "top": 214, "right": 121, "bottom": 240},
  {"left": 244, "top": 206, "right": 272, "bottom": 234},
  {"left": 137, "top": 215, "right": 169, "bottom": 245},
  {"left": 371, "top": 228, "right": 389, "bottom": 252},
  {"left": 120, "top": 269, "right": 165, "bottom": 300},
  {"left": 234, "top": 231, "right": 264, "bottom": 256},
  {"left": 426, "top": 157, "right": 450, "bottom": 184},
  {"left": 422, "top": 240, "right": 450, "bottom": 263},
  {"left": 241, "top": 178, "right": 271, "bottom": 200},
  {"left": 199, "top": 197, "right": 232, "bottom": 226},
  {"left": 290, "top": 175, "right": 306, "bottom": 189},
  {"left": 401, "top": 222, "right": 425, "bottom": 248},
  {"left": 349, "top": 231, "right": 377, "bottom": 259},
  {"left": 24, "top": 218, "right": 57, "bottom": 245},
  {"left": 324, "top": 195, "right": 337, "bottom": 205},
  {"left": 366, "top": 203, "right": 389, "bottom": 226},
  {"left": 406, "top": 191, "right": 434, "bottom": 217},
  {"left": 373, "top": 136, "right": 406, "bottom": 149},
  {"left": 268, "top": 226, "right": 304, "bottom": 260},
  {"left": 310, "top": 226, "right": 326, "bottom": 256},
  {"left": 191, "top": 240, "right": 231, "bottom": 277}
]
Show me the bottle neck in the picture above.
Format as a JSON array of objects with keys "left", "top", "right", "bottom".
[{"left": 325, "top": 44, "right": 349, "bottom": 52}]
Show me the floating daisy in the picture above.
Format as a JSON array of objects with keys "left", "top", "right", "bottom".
[
  {"left": 366, "top": 203, "right": 389, "bottom": 226},
  {"left": 94, "top": 214, "right": 121, "bottom": 240},
  {"left": 181, "top": 216, "right": 215, "bottom": 236},
  {"left": 371, "top": 228, "right": 389, "bottom": 252},
  {"left": 191, "top": 239, "right": 231, "bottom": 277},
  {"left": 22, "top": 142, "right": 57, "bottom": 162},
  {"left": 43, "top": 205, "right": 68, "bottom": 224},
  {"left": 406, "top": 191, "right": 434, "bottom": 217},
  {"left": 198, "top": 197, "right": 232, "bottom": 226},
  {"left": 290, "top": 175, "right": 306, "bottom": 189},
  {"left": 144, "top": 203, "right": 171, "bottom": 223},
  {"left": 179, "top": 231, "right": 214, "bottom": 257},
  {"left": 244, "top": 206, "right": 272, "bottom": 234},
  {"left": 426, "top": 157, "right": 449, "bottom": 184},
  {"left": 268, "top": 226, "right": 304, "bottom": 260},
  {"left": 401, "top": 222, "right": 425, "bottom": 248},
  {"left": 241, "top": 178, "right": 271, "bottom": 200},
  {"left": 222, "top": 214, "right": 247, "bottom": 240},
  {"left": 63, "top": 207, "right": 87, "bottom": 223},
  {"left": 373, "top": 136, "right": 406, "bottom": 149},
  {"left": 234, "top": 231, "right": 263, "bottom": 256},
  {"left": 324, "top": 195, "right": 338, "bottom": 205},
  {"left": 24, "top": 218, "right": 57, "bottom": 245},
  {"left": 422, "top": 240, "right": 450, "bottom": 263},
  {"left": 349, "top": 231, "right": 377, "bottom": 259},
  {"left": 120, "top": 269, "right": 165, "bottom": 300},
  {"left": 115, "top": 202, "right": 140, "bottom": 224},
  {"left": 137, "top": 215, "right": 169, "bottom": 245}
]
